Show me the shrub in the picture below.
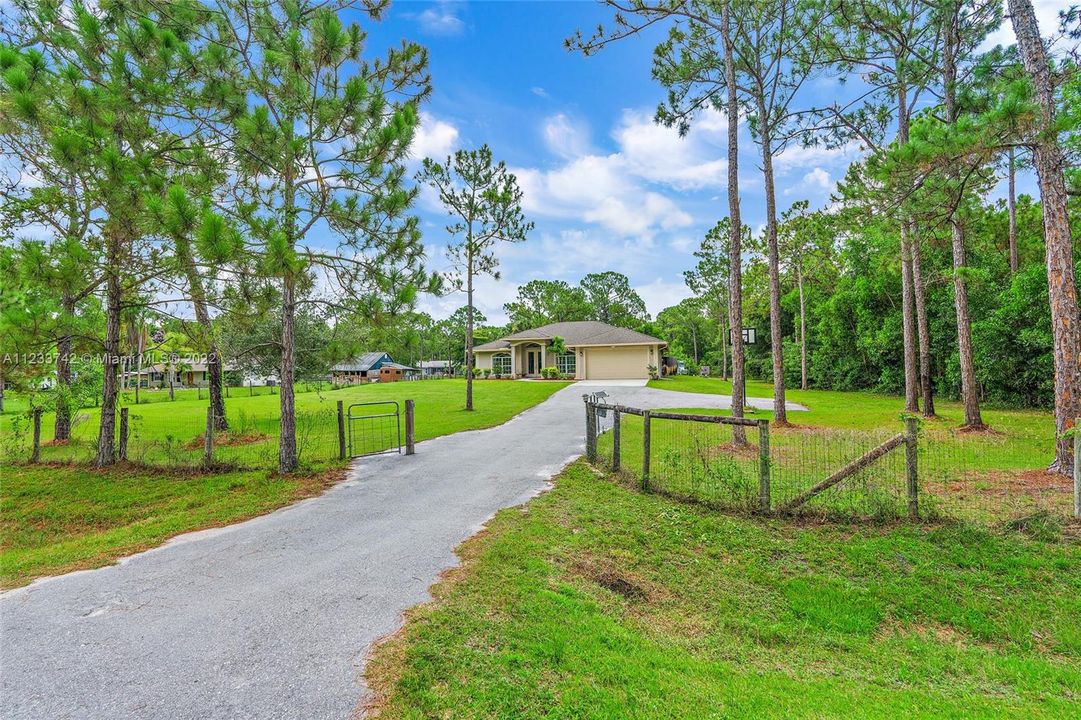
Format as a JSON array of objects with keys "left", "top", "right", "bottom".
[{"left": 482, "top": 369, "right": 492, "bottom": 379}]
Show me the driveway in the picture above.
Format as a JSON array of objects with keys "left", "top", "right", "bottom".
[{"left": 0, "top": 383, "right": 802, "bottom": 719}]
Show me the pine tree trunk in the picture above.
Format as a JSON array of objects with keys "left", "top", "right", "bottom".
[
  {"left": 720, "top": 313, "right": 728, "bottom": 380},
  {"left": 757, "top": 104, "right": 788, "bottom": 425},
  {"left": 1008, "top": 147, "right": 1019, "bottom": 273},
  {"left": 1009, "top": 0, "right": 1081, "bottom": 473},
  {"left": 183, "top": 255, "right": 227, "bottom": 430},
  {"left": 943, "top": 9, "right": 984, "bottom": 430},
  {"left": 897, "top": 84, "right": 920, "bottom": 414},
  {"left": 95, "top": 233, "right": 121, "bottom": 467},
  {"left": 54, "top": 295, "right": 74, "bottom": 441},
  {"left": 279, "top": 271, "right": 298, "bottom": 473},
  {"left": 911, "top": 237, "right": 935, "bottom": 417},
  {"left": 798, "top": 265, "right": 807, "bottom": 391},
  {"left": 951, "top": 221, "right": 984, "bottom": 428},
  {"left": 900, "top": 225, "right": 920, "bottom": 414},
  {"left": 465, "top": 249, "right": 475, "bottom": 411},
  {"left": 722, "top": 3, "right": 746, "bottom": 444}
]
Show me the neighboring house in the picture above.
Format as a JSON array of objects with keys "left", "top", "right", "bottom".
[
  {"left": 473, "top": 321, "right": 667, "bottom": 380},
  {"left": 417, "top": 360, "right": 454, "bottom": 377},
  {"left": 123, "top": 362, "right": 239, "bottom": 389},
  {"left": 331, "top": 352, "right": 414, "bottom": 384}
]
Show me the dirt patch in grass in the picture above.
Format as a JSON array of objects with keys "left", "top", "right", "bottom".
[
  {"left": 183, "top": 430, "right": 274, "bottom": 451},
  {"left": 926, "top": 469, "right": 1072, "bottom": 499},
  {"left": 570, "top": 557, "right": 655, "bottom": 603}
]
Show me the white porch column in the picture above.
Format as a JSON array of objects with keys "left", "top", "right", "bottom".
[
  {"left": 510, "top": 344, "right": 517, "bottom": 377},
  {"left": 540, "top": 343, "right": 546, "bottom": 372}
]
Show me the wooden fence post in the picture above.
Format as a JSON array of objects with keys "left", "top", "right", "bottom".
[
  {"left": 642, "top": 410, "right": 651, "bottom": 492},
  {"left": 612, "top": 409, "right": 621, "bottom": 472},
  {"left": 204, "top": 406, "right": 214, "bottom": 466},
  {"left": 119, "top": 407, "right": 129, "bottom": 462},
  {"left": 337, "top": 400, "right": 346, "bottom": 460},
  {"left": 757, "top": 420, "right": 770, "bottom": 513},
  {"left": 30, "top": 407, "right": 42, "bottom": 463},
  {"left": 583, "top": 396, "right": 596, "bottom": 463},
  {"left": 405, "top": 399, "right": 415, "bottom": 456},
  {"left": 904, "top": 416, "right": 920, "bottom": 519}
]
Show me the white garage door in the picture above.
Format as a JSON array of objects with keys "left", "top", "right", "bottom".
[{"left": 585, "top": 346, "right": 649, "bottom": 379}]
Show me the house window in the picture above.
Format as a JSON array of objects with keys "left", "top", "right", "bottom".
[
  {"left": 493, "top": 354, "right": 512, "bottom": 375},
  {"left": 555, "top": 351, "right": 576, "bottom": 375}
]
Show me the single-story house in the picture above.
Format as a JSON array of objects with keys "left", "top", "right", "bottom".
[
  {"left": 123, "top": 362, "right": 238, "bottom": 389},
  {"left": 473, "top": 321, "right": 667, "bottom": 380},
  {"left": 331, "top": 352, "right": 414, "bottom": 384},
  {"left": 417, "top": 360, "right": 454, "bottom": 377}
]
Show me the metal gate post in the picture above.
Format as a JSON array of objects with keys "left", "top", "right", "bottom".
[
  {"left": 612, "top": 409, "right": 621, "bottom": 472},
  {"left": 642, "top": 410, "right": 651, "bottom": 492},
  {"left": 337, "top": 400, "right": 346, "bottom": 460}
]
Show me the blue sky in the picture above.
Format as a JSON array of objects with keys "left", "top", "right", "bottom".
[{"left": 364, "top": 1, "right": 1067, "bottom": 325}]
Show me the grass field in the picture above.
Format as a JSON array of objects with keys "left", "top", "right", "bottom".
[
  {"left": 366, "top": 461, "right": 1081, "bottom": 719},
  {"left": 1, "top": 379, "right": 570, "bottom": 467},
  {"left": 0, "top": 379, "right": 569, "bottom": 588},
  {"left": 628, "top": 377, "right": 1069, "bottom": 522}
]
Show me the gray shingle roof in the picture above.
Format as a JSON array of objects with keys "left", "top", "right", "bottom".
[
  {"left": 331, "top": 351, "right": 387, "bottom": 372},
  {"left": 474, "top": 321, "right": 664, "bottom": 351}
]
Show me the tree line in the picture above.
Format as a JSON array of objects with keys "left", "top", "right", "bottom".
[
  {"left": 2, "top": 0, "right": 1078, "bottom": 477},
  {"left": 572, "top": 0, "right": 1080, "bottom": 474}
]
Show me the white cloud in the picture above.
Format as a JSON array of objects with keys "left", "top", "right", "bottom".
[
  {"left": 510, "top": 107, "right": 739, "bottom": 237},
  {"left": 413, "top": 2, "right": 465, "bottom": 37},
  {"left": 514, "top": 155, "right": 693, "bottom": 238},
  {"left": 636, "top": 278, "right": 693, "bottom": 318},
  {"left": 775, "top": 141, "right": 862, "bottom": 172},
  {"left": 613, "top": 108, "right": 729, "bottom": 190},
  {"left": 417, "top": 274, "right": 517, "bottom": 324},
  {"left": 785, "top": 167, "right": 832, "bottom": 196},
  {"left": 409, "top": 112, "right": 459, "bottom": 162},
  {"left": 981, "top": 0, "right": 1066, "bottom": 51},
  {"left": 531, "top": 86, "right": 550, "bottom": 99},
  {"left": 541, "top": 113, "right": 591, "bottom": 158}
]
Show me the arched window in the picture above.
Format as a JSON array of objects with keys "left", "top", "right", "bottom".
[{"left": 492, "top": 353, "right": 512, "bottom": 375}]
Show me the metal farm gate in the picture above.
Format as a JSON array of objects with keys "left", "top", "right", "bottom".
[{"left": 347, "top": 401, "right": 402, "bottom": 458}]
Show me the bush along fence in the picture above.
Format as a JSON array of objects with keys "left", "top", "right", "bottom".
[
  {"left": 8, "top": 399, "right": 417, "bottom": 471},
  {"left": 584, "top": 397, "right": 1081, "bottom": 524}
]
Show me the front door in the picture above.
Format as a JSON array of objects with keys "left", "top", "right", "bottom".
[{"left": 527, "top": 350, "right": 536, "bottom": 375}]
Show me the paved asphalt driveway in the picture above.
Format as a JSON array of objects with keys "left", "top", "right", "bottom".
[{"left": 0, "top": 383, "right": 803, "bottom": 719}]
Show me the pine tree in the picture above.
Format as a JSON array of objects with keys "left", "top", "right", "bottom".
[
  {"left": 570, "top": 0, "right": 751, "bottom": 442},
  {"left": 417, "top": 145, "right": 531, "bottom": 410},
  {"left": 199, "top": 1, "right": 437, "bottom": 471},
  {"left": 1007, "top": 0, "right": 1081, "bottom": 474},
  {"left": 3, "top": 2, "right": 197, "bottom": 465}
]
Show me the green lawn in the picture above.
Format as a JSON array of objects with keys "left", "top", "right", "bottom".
[
  {"left": 632, "top": 377, "right": 1068, "bottom": 522},
  {"left": 0, "top": 465, "right": 340, "bottom": 588},
  {"left": 0, "top": 379, "right": 569, "bottom": 588},
  {"left": 1, "top": 379, "right": 570, "bottom": 467},
  {"left": 366, "top": 461, "right": 1081, "bottom": 719}
]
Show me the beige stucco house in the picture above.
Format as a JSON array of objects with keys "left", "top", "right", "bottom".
[{"left": 473, "top": 321, "right": 666, "bottom": 380}]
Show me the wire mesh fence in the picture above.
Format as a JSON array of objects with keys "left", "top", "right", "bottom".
[
  {"left": 589, "top": 400, "right": 1078, "bottom": 525},
  {"left": 1, "top": 404, "right": 346, "bottom": 470}
]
